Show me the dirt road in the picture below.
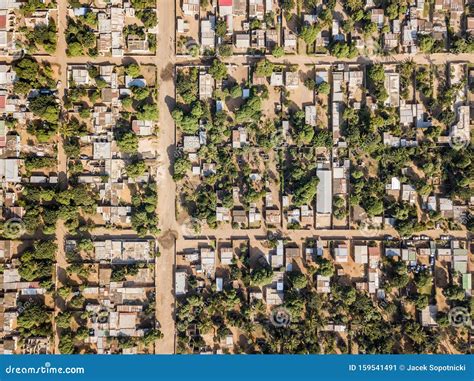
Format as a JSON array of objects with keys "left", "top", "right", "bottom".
[{"left": 153, "top": 0, "right": 178, "bottom": 354}]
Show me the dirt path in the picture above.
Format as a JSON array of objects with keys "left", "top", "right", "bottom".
[{"left": 154, "top": 0, "right": 178, "bottom": 354}]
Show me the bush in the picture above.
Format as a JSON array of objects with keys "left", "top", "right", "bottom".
[
  {"left": 29, "top": 94, "right": 60, "bottom": 123},
  {"left": 218, "top": 44, "right": 233, "bottom": 57},
  {"left": 25, "top": 156, "right": 56, "bottom": 171},
  {"left": 125, "top": 63, "right": 141, "bottom": 78},
  {"left": 254, "top": 59, "right": 274, "bottom": 77},
  {"left": 208, "top": 59, "right": 227, "bottom": 80},
  {"left": 117, "top": 131, "right": 139, "bottom": 153},
  {"left": 126, "top": 160, "right": 147, "bottom": 179},
  {"left": 315, "top": 81, "right": 330, "bottom": 95},
  {"left": 173, "top": 157, "right": 191, "bottom": 180},
  {"left": 272, "top": 46, "right": 284, "bottom": 58}
]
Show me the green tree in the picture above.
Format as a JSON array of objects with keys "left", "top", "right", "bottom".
[
  {"left": 216, "top": 19, "right": 227, "bottom": 37},
  {"left": 209, "top": 59, "right": 227, "bottom": 80},
  {"left": 288, "top": 272, "right": 308, "bottom": 289},
  {"left": 272, "top": 46, "right": 284, "bottom": 58},
  {"left": 125, "top": 63, "right": 141, "bottom": 78},
  {"left": 299, "top": 24, "right": 319, "bottom": 45},
  {"left": 315, "top": 81, "right": 330, "bottom": 95},
  {"left": 218, "top": 44, "right": 233, "bottom": 57},
  {"left": 56, "top": 312, "right": 72, "bottom": 329},
  {"left": 173, "top": 157, "right": 191, "bottom": 180},
  {"left": 66, "top": 41, "right": 84, "bottom": 56},
  {"left": 255, "top": 59, "right": 274, "bottom": 77},
  {"left": 138, "top": 103, "right": 159, "bottom": 120},
  {"left": 126, "top": 160, "right": 147, "bottom": 179},
  {"left": 29, "top": 95, "right": 60, "bottom": 123},
  {"left": 418, "top": 34, "right": 435, "bottom": 53}
]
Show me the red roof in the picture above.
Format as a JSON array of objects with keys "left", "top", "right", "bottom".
[
  {"left": 0, "top": 95, "right": 5, "bottom": 110},
  {"left": 0, "top": 15, "right": 6, "bottom": 30},
  {"left": 219, "top": 0, "right": 233, "bottom": 6}
]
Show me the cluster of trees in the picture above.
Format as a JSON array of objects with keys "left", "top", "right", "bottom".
[
  {"left": 172, "top": 68, "right": 206, "bottom": 134},
  {"left": 40, "top": 185, "right": 97, "bottom": 233},
  {"left": 137, "top": 102, "right": 159, "bottom": 120},
  {"left": 367, "top": 64, "right": 388, "bottom": 102},
  {"left": 123, "top": 64, "right": 159, "bottom": 120},
  {"left": 415, "top": 66, "right": 433, "bottom": 100},
  {"left": 13, "top": 57, "right": 60, "bottom": 143},
  {"left": 385, "top": 0, "right": 408, "bottom": 20},
  {"left": 418, "top": 35, "right": 443, "bottom": 54},
  {"left": 208, "top": 59, "right": 228, "bottom": 81},
  {"left": 29, "top": 94, "right": 60, "bottom": 124},
  {"left": 350, "top": 170, "right": 384, "bottom": 217},
  {"left": 176, "top": 67, "right": 199, "bottom": 103},
  {"left": 116, "top": 131, "right": 139, "bottom": 154},
  {"left": 432, "top": 79, "right": 465, "bottom": 128},
  {"left": 61, "top": 117, "right": 88, "bottom": 140},
  {"left": 342, "top": 106, "right": 383, "bottom": 152},
  {"left": 290, "top": 110, "right": 331, "bottom": 148},
  {"left": 254, "top": 59, "right": 275, "bottom": 77},
  {"left": 132, "top": 0, "right": 158, "bottom": 28},
  {"left": 390, "top": 202, "right": 422, "bottom": 237},
  {"left": 333, "top": 196, "right": 348, "bottom": 220},
  {"left": 285, "top": 148, "right": 318, "bottom": 207},
  {"left": 299, "top": 24, "right": 321, "bottom": 46},
  {"left": 111, "top": 264, "right": 140, "bottom": 281},
  {"left": 172, "top": 102, "right": 204, "bottom": 134},
  {"left": 17, "top": 303, "right": 52, "bottom": 339},
  {"left": 126, "top": 160, "right": 147, "bottom": 179},
  {"left": 235, "top": 88, "right": 263, "bottom": 123},
  {"left": 24, "top": 156, "right": 56, "bottom": 172},
  {"left": 13, "top": 57, "right": 56, "bottom": 94},
  {"left": 450, "top": 35, "right": 474, "bottom": 53},
  {"left": 218, "top": 44, "right": 233, "bottom": 57},
  {"left": 173, "top": 155, "right": 191, "bottom": 181},
  {"left": 21, "top": 19, "right": 57, "bottom": 54},
  {"left": 329, "top": 41, "right": 358, "bottom": 58},
  {"left": 20, "top": 0, "right": 50, "bottom": 15},
  {"left": 440, "top": 147, "right": 473, "bottom": 202},
  {"left": 399, "top": 60, "right": 415, "bottom": 100},
  {"left": 66, "top": 16, "right": 97, "bottom": 56},
  {"left": 19, "top": 241, "right": 56, "bottom": 289},
  {"left": 131, "top": 182, "right": 160, "bottom": 236}
]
